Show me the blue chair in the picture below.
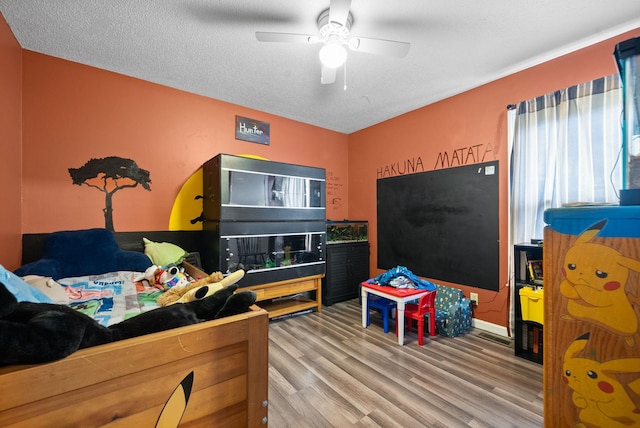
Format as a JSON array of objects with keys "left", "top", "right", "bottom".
[{"left": 366, "top": 295, "right": 397, "bottom": 333}]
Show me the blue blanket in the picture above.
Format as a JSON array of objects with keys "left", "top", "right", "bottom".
[{"left": 367, "top": 265, "right": 436, "bottom": 290}]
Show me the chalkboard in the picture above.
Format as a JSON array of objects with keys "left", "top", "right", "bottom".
[{"left": 377, "top": 161, "right": 499, "bottom": 291}]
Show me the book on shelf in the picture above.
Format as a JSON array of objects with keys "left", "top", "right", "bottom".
[
  {"left": 538, "top": 326, "right": 543, "bottom": 356},
  {"left": 527, "top": 259, "right": 543, "bottom": 285},
  {"left": 523, "top": 323, "right": 543, "bottom": 355},
  {"left": 519, "top": 250, "right": 528, "bottom": 282}
]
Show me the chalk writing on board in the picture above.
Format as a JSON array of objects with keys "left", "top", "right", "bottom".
[
  {"left": 434, "top": 143, "right": 495, "bottom": 169},
  {"left": 377, "top": 157, "right": 425, "bottom": 179},
  {"left": 326, "top": 171, "right": 344, "bottom": 209}
]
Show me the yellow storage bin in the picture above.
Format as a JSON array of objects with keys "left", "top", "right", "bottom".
[{"left": 519, "top": 287, "right": 544, "bottom": 325}]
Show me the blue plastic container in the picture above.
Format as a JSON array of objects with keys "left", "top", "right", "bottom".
[{"left": 544, "top": 205, "right": 640, "bottom": 237}]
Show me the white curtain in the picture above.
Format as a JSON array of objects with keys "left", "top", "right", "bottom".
[
  {"left": 282, "top": 177, "right": 306, "bottom": 207},
  {"left": 510, "top": 74, "right": 623, "bottom": 245},
  {"left": 508, "top": 75, "right": 622, "bottom": 337}
]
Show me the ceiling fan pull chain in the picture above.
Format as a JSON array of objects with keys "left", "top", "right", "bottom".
[{"left": 344, "top": 61, "right": 347, "bottom": 91}]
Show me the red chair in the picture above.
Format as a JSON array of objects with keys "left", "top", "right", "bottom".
[{"left": 401, "top": 290, "right": 436, "bottom": 345}]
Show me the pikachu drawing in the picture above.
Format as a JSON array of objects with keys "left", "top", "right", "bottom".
[
  {"left": 563, "top": 333, "right": 640, "bottom": 428},
  {"left": 560, "top": 220, "right": 640, "bottom": 346},
  {"left": 156, "top": 371, "right": 193, "bottom": 428}
]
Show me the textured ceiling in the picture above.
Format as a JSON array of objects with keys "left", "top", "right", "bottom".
[{"left": 1, "top": 0, "right": 640, "bottom": 134}]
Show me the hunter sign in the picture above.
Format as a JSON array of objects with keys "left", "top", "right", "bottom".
[{"left": 235, "top": 115, "right": 270, "bottom": 145}]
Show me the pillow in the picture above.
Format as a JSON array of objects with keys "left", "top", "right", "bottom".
[
  {"left": 22, "top": 275, "right": 69, "bottom": 305},
  {"left": 46, "top": 228, "right": 119, "bottom": 277},
  {"left": 1, "top": 264, "right": 53, "bottom": 303},
  {"left": 143, "top": 238, "right": 189, "bottom": 266}
]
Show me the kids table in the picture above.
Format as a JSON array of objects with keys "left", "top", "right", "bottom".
[{"left": 361, "top": 282, "right": 434, "bottom": 346}]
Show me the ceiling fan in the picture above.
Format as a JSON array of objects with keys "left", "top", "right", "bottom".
[{"left": 255, "top": 0, "right": 410, "bottom": 85}]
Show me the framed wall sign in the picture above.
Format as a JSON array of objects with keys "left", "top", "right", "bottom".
[{"left": 235, "top": 115, "right": 270, "bottom": 145}]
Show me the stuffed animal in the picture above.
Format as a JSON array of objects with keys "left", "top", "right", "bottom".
[
  {"left": 156, "top": 270, "right": 242, "bottom": 307},
  {"left": 0, "top": 273, "right": 256, "bottom": 366},
  {"left": 134, "top": 264, "right": 191, "bottom": 290}
]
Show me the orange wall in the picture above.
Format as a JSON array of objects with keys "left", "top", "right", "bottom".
[
  {"left": 20, "top": 51, "right": 349, "bottom": 235},
  {"left": 0, "top": 12, "right": 22, "bottom": 270},
  {"left": 4, "top": 14, "right": 639, "bottom": 330},
  {"left": 349, "top": 29, "right": 640, "bottom": 328}
]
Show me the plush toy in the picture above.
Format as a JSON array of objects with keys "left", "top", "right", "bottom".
[
  {"left": 156, "top": 270, "right": 240, "bottom": 307},
  {"left": 143, "top": 237, "right": 189, "bottom": 266},
  {"left": 134, "top": 264, "right": 191, "bottom": 290},
  {"left": 0, "top": 273, "right": 256, "bottom": 366}
]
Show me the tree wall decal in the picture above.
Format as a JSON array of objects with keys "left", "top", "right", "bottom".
[{"left": 69, "top": 156, "right": 152, "bottom": 231}]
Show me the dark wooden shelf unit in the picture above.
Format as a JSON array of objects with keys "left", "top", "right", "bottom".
[
  {"left": 514, "top": 243, "right": 543, "bottom": 364},
  {"left": 323, "top": 241, "right": 370, "bottom": 306}
]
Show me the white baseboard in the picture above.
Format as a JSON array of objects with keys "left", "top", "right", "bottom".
[{"left": 472, "top": 318, "right": 510, "bottom": 337}]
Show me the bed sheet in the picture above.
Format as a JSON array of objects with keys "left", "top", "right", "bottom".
[{"left": 57, "top": 271, "right": 162, "bottom": 327}]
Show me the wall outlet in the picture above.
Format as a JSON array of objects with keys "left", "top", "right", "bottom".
[{"left": 470, "top": 292, "right": 479, "bottom": 305}]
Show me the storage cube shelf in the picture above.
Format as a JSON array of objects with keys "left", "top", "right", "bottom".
[{"left": 513, "top": 243, "right": 544, "bottom": 364}]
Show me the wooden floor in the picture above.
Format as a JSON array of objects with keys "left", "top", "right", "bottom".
[{"left": 267, "top": 299, "right": 543, "bottom": 428}]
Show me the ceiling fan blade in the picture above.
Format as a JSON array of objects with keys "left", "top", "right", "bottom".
[
  {"left": 349, "top": 37, "right": 410, "bottom": 58},
  {"left": 329, "top": 0, "right": 352, "bottom": 27},
  {"left": 185, "top": 4, "right": 297, "bottom": 25},
  {"left": 256, "top": 32, "right": 314, "bottom": 44},
  {"left": 321, "top": 64, "right": 337, "bottom": 84}
]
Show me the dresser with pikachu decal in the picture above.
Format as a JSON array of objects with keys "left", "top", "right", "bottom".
[{"left": 543, "top": 206, "right": 640, "bottom": 428}]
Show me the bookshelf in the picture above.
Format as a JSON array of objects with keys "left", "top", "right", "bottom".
[{"left": 514, "top": 243, "right": 544, "bottom": 364}]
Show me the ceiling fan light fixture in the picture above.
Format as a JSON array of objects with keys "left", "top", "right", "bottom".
[
  {"left": 256, "top": 2, "right": 410, "bottom": 85},
  {"left": 319, "top": 43, "right": 347, "bottom": 68}
]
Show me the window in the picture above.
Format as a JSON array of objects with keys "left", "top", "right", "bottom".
[{"left": 509, "top": 75, "right": 622, "bottom": 244}]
